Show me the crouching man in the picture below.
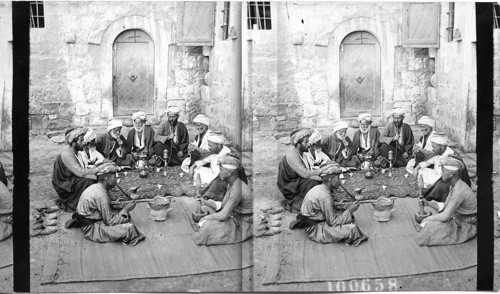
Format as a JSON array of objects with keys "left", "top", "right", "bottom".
[
  {"left": 66, "top": 164, "right": 146, "bottom": 245},
  {"left": 289, "top": 164, "right": 368, "bottom": 246},
  {"left": 194, "top": 155, "right": 252, "bottom": 245}
]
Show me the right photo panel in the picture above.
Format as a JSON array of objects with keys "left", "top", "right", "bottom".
[{"left": 250, "top": 2, "right": 478, "bottom": 291}]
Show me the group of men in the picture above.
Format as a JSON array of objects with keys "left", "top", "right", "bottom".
[
  {"left": 52, "top": 106, "right": 252, "bottom": 246},
  {"left": 280, "top": 107, "right": 476, "bottom": 247}
]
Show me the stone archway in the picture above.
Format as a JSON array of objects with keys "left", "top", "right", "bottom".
[
  {"left": 88, "top": 15, "right": 171, "bottom": 118},
  {"left": 317, "top": 17, "right": 397, "bottom": 119}
]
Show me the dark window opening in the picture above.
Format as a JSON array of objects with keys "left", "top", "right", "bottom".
[
  {"left": 494, "top": 3, "right": 500, "bottom": 29},
  {"left": 446, "top": 2, "right": 454, "bottom": 42},
  {"left": 221, "top": 2, "right": 230, "bottom": 40},
  {"left": 247, "top": 2, "right": 271, "bottom": 30},
  {"left": 30, "top": 1, "right": 45, "bottom": 28}
]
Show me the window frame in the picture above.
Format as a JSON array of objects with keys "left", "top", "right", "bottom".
[
  {"left": 446, "top": 2, "right": 455, "bottom": 42},
  {"left": 30, "top": 1, "right": 45, "bottom": 29},
  {"left": 221, "top": 2, "right": 231, "bottom": 40},
  {"left": 247, "top": 1, "right": 272, "bottom": 30}
]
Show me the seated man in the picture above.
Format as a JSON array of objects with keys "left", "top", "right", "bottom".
[
  {"left": 406, "top": 116, "right": 437, "bottom": 172},
  {"left": 304, "top": 129, "right": 331, "bottom": 169},
  {"left": 194, "top": 155, "right": 253, "bottom": 245},
  {"left": 78, "top": 128, "right": 107, "bottom": 169},
  {"left": 68, "top": 165, "right": 146, "bottom": 245},
  {"left": 188, "top": 132, "right": 231, "bottom": 201},
  {"left": 417, "top": 157, "right": 476, "bottom": 246},
  {"left": 277, "top": 129, "right": 323, "bottom": 214},
  {"left": 0, "top": 181, "right": 12, "bottom": 241},
  {"left": 420, "top": 137, "right": 471, "bottom": 202},
  {"left": 290, "top": 164, "right": 368, "bottom": 246},
  {"left": 379, "top": 108, "right": 414, "bottom": 167},
  {"left": 322, "top": 120, "right": 361, "bottom": 169},
  {"left": 181, "top": 114, "right": 212, "bottom": 173},
  {"left": 126, "top": 111, "right": 155, "bottom": 159},
  {"left": 153, "top": 106, "right": 189, "bottom": 166},
  {"left": 95, "top": 119, "right": 134, "bottom": 167},
  {"left": 53, "top": 128, "right": 108, "bottom": 212},
  {"left": 352, "top": 113, "right": 380, "bottom": 160}
]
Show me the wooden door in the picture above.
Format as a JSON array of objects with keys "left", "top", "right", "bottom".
[
  {"left": 340, "top": 31, "right": 381, "bottom": 118},
  {"left": 113, "top": 29, "right": 155, "bottom": 116}
]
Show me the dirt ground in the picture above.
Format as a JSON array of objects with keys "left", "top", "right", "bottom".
[
  {"left": 28, "top": 133, "right": 254, "bottom": 292},
  {"left": 251, "top": 132, "right": 478, "bottom": 291}
]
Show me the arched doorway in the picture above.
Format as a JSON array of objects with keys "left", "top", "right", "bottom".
[
  {"left": 113, "top": 29, "right": 155, "bottom": 116},
  {"left": 339, "top": 31, "right": 381, "bottom": 118}
]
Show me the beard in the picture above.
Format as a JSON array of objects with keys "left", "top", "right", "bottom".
[
  {"left": 110, "top": 132, "right": 120, "bottom": 140},
  {"left": 134, "top": 125, "right": 145, "bottom": 133},
  {"left": 335, "top": 133, "right": 346, "bottom": 141},
  {"left": 359, "top": 127, "right": 369, "bottom": 134}
]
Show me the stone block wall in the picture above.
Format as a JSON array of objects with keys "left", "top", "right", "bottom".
[
  {"left": 29, "top": 2, "right": 206, "bottom": 134},
  {"left": 251, "top": 2, "right": 434, "bottom": 137},
  {"left": 0, "top": 2, "right": 12, "bottom": 151},
  {"left": 431, "top": 2, "right": 476, "bottom": 152}
]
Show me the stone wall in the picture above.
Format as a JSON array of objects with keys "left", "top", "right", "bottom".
[
  {"left": 29, "top": 2, "right": 206, "bottom": 133},
  {"left": 0, "top": 2, "right": 12, "bottom": 151},
  {"left": 431, "top": 2, "right": 476, "bottom": 152},
  {"left": 251, "top": 2, "right": 434, "bottom": 137}
]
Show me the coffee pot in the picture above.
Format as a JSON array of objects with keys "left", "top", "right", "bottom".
[
  {"left": 361, "top": 154, "right": 373, "bottom": 171},
  {"left": 137, "top": 153, "right": 148, "bottom": 170}
]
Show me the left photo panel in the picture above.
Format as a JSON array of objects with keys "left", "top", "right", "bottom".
[
  {"left": 25, "top": 1, "right": 253, "bottom": 292},
  {"left": 0, "top": 2, "right": 14, "bottom": 293}
]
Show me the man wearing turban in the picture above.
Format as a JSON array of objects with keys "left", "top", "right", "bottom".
[
  {"left": 181, "top": 114, "right": 213, "bottom": 173},
  {"left": 95, "top": 119, "right": 134, "bottom": 167},
  {"left": 322, "top": 120, "right": 361, "bottom": 170},
  {"left": 126, "top": 111, "right": 156, "bottom": 160},
  {"left": 193, "top": 155, "right": 252, "bottom": 245},
  {"left": 352, "top": 113, "right": 381, "bottom": 160},
  {"left": 303, "top": 129, "right": 332, "bottom": 169},
  {"left": 415, "top": 135, "right": 471, "bottom": 202},
  {"left": 289, "top": 163, "right": 368, "bottom": 246},
  {"left": 277, "top": 129, "right": 323, "bottom": 213},
  {"left": 417, "top": 156, "right": 477, "bottom": 246},
  {"left": 77, "top": 128, "right": 107, "bottom": 169},
  {"left": 0, "top": 181, "right": 12, "bottom": 241},
  {"left": 53, "top": 128, "right": 111, "bottom": 212},
  {"left": 378, "top": 108, "right": 414, "bottom": 167},
  {"left": 188, "top": 132, "right": 232, "bottom": 199},
  {"left": 406, "top": 116, "right": 438, "bottom": 171},
  {"left": 152, "top": 106, "right": 190, "bottom": 166},
  {"left": 66, "top": 164, "right": 145, "bottom": 245}
]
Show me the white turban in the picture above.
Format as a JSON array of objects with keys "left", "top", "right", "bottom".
[
  {"left": 207, "top": 132, "right": 225, "bottom": 144},
  {"left": 83, "top": 128, "right": 96, "bottom": 144},
  {"left": 132, "top": 111, "right": 147, "bottom": 122},
  {"left": 308, "top": 129, "right": 322, "bottom": 145},
  {"left": 430, "top": 135, "right": 448, "bottom": 146},
  {"left": 218, "top": 155, "right": 241, "bottom": 170},
  {"left": 418, "top": 116, "right": 435, "bottom": 129},
  {"left": 166, "top": 106, "right": 181, "bottom": 116},
  {"left": 66, "top": 128, "right": 86, "bottom": 144},
  {"left": 290, "top": 129, "right": 313, "bottom": 146},
  {"left": 107, "top": 119, "right": 123, "bottom": 132},
  {"left": 333, "top": 120, "right": 349, "bottom": 134},
  {"left": 440, "top": 156, "right": 464, "bottom": 171},
  {"left": 392, "top": 108, "right": 405, "bottom": 117},
  {"left": 193, "top": 114, "right": 210, "bottom": 126},
  {"left": 357, "top": 113, "right": 372, "bottom": 123}
]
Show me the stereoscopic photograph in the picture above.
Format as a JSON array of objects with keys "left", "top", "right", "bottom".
[{"left": 0, "top": 1, "right": 496, "bottom": 292}]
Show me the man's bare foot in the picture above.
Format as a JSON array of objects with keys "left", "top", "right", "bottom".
[{"left": 191, "top": 223, "right": 200, "bottom": 232}]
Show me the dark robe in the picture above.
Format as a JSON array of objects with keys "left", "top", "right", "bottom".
[
  {"left": 322, "top": 135, "right": 361, "bottom": 169},
  {"left": 424, "top": 152, "right": 472, "bottom": 202},
  {"left": 95, "top": 133, "right": 132, "bottom": 163},
  {"left": 0, "top": 162, "right": 8, "bottom": 187},
  {"left": 352, "top": 127, "right": 381, "bottom": 158},
  {"left": 378, "top": 122, "right": 414, "bottom": 167},
  {"left": 126, "top": 126, "right": 155, "bottom": 159},
  {"left": 277, "top": 155, "right": 321, "bottom": 214},
  {"left": 52, "top": 154, "right": 96, "bottom": 212},
  {"left": 153, "top": 121, "right": 189, "bottom": 166}
]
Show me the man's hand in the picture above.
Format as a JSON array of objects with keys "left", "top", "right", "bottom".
[
  {"left": 402, "top": 152, "right": 408, "bottom": 159},
  {"left": 177, "top": 151, "right": 183, "bottom": 158},
  {"left": 413, "top": 144, "right": 421, "bottom": 153},
  {"left": 346, "top": 201, "right": 360, "bottom": 213},
  {"left": 342, "top": 140, "right": 349, "bottom": 148},
  {"left": 123, "top": 201, "right": 137, "bottom": 212},
  {"left": 201, "top": 199, "right": 217, "bottom": 211},
  {"left": 393, "top": 133, "right": 400, "bottom": 142},
  {"left": 188, "top": 144, "right": 196, "bottom": 153}
]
